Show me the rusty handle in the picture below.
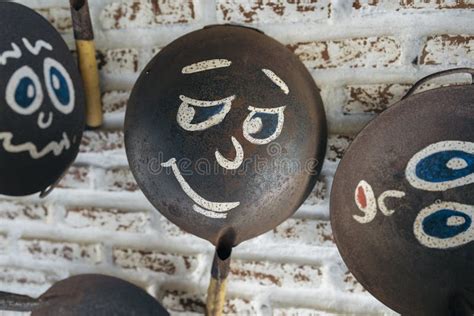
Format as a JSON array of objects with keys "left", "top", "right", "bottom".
[
  {"left": 70, "top": 0, "right": 103, "bottom": 129},
  {"left": 0, "top": 291, "right": 41, "bottom": 312},
  {"left": 206, "top": 248, "right": 231, "bottom": 316},
  {"left": 403, "top": 68, "right": 474, "bottom": 100}
]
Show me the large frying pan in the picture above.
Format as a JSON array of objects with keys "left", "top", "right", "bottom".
[
  {"left": 0, "top": 274, "right": 169, "bottom": 315},
  {"left": 331, "top": 68, "right": 474, "bottom": 316},
  {"left": 125, "top": 25, "right": 327, "bottom": 314}
]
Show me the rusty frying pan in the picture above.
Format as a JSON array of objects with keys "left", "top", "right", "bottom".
[
  {"left": 0, "top": 274, "right": 169, "bottom": 315},
  {"left": 0, "top": 2, "right": 85, "bottom": 196},
  {"left": 330, "top": 68, "right": 474, "bottom": 316},
  {"left": 125, "top": 25, "right": 327, "bottom": 314}
]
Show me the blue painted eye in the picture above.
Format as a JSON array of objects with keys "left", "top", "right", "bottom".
[
  {"left": 406, "top": 141, "right": 474, "bottom": 191},
  {"left": 5, "top": 65, "right": 43, "bottom": 115},
  {"left": 414, "top": 202, "right": 474, "bottom": 249},
  {"left": 15, "top": 77, "right": 36, "bottom": 108},
  {"left": 190, "top": 103, "right": 225, "bottom": 124},
  {"left": 49, "top": 66, "right": 70, "bottom": 105},
  {"left": 416, "top": 150, "right": 474, "bottom": 183},
  {"left": 243, "top": 106, "right": 285, "bottom": 145},
  {"left": 422, "top": 209, "right": 472, "bottom": 239},
  {"left": 44, "top": 57, "right": 75, "bottom": 114}
]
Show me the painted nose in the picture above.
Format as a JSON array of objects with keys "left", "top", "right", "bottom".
[
  {"left": 215, "top": 136, "right": 244, "bottom": 170},
  {"left": 37, "top": 111, "right": 53, "bottom": 129}
]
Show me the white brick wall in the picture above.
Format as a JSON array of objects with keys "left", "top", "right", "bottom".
[{"left": 3, "top": 1, "right": 474, "bottom": 315}]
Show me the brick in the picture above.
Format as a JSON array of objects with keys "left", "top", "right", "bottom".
[
  {"left": 352, "top": 0, "right": 474, "bottom": 11},
  {"left": 344, "top": 84, "right": 410, "bottom": 114},
  {"left": 304, "top": 177, "right": 328, "bottom": 206},
  {"left": 0, "top": 201, "right": 47, "bottom": 222},
  {"left": 113, "top": 248, "right": 198, "bottom": 275},
  {"left": 37, "top": 7, "right": 73, "bottom": 34},
  {"left": 102, "top": 90, "right": 130, "bottom": 113},
  {"left": 288, "top": 37, "right": 401, "bottom": 69},
  {"left": 217, "top": 0, "right": 331, "bottom": 24},
  {"left": 420, "top": 35, "right": 474, "bottom": 66},
  {"left": 102, "top": 49, "right": 139, "bottom": 74},
  {"left": 160, "top": 288, "right": 258, "bottom": 315},
  {"left": 0, "top": 266, "right": 60, "bottom": 294},
  {"left": 18, "top": 239, "right": 101, "bottom": 264},
  {"left": 64, "top": 207, "right": 151, "bottom": 233},
  {"left": 342, "top": 270, "right": 366, "bottom": 294},
  {"left": 230, "top": 259, "right": 323, "bottom": 288},
  {"left": 159, "top": 215, "right": 188, "bottom": 238},
  {"left": 0, "top": 234, "right": 7, "bottom": 252},
  {"left": 327, "top": 135, "right": 354, "bottom": 161},
  {"left": 100, "top": 0, "right": 197, "bottom": 30},
  {"left": 102, "top": 168, "right": 139, "bottom": 192},
  {"left": 271, "top": 219, "right": 334, "bottom": 246},
  {"left": 57, "top": 166, "right": 92, "bottom": 189},
  {"left": 273, "top": 308, "right": 339, "bottom": 316},
  {"left": 80, "top": 130, "right": 124, "bottom": 153}
]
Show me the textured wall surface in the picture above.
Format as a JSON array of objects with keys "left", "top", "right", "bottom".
[{"left": 2, "top": 0, "right": 474, "bottom": 315}]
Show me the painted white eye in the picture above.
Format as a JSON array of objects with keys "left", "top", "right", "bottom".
[
  {"left": 5, "top": 65, "right": 43, "bottom": 115},
  {"left": 242, "top": 106, "right": 285, "bottom": 145},
  {"left": 43, "top": 57, "right": 75, "bottom": 114},
  {"left": 177, "top": 95, "right": 234, "bottom": 131}
]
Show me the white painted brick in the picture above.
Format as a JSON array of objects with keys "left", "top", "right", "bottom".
[
  {"left": 80, "top": 130, "right": 124, "bottom": 153},
  {"left": 102, "top": 48, "right": 140, "bottom": 74},
  {"left": 64, "top": 207, "right": 151, "bottom": 233},
  {"left": 37, "top": 7, "right": 72, "bottom": 34},
  {"left": 17, "top": 239, "right": 102, "bottom": 265},
  {"left": 113, "top": 248, "right": 199, "bottom": 275},
  {"left": 217, "top": 0, "right": 331, "bottom": 24},
  {"left": 102, "top": 90, "right": 130, "bottom": 113},
  {"left": 420, "top": 34, "right": 474, "bottom": 66},
  {"left": 0, "top": 201, "right": 47, "bottom": 222},
  {"left": 270, "top": 219, "right": 334, "bottom": 246},
  {"left": 100, "top": 0, "right": 197, "bottom": 30},
  {"left": 288, "top": 37, "right": 401, "bottom": 69}
]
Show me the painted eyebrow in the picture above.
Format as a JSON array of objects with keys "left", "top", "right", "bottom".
[
  {"left": 0, "top": 43, "right": 22, "bottom": 66},
  {"left": 262, "top": 68, "right": 289, "bottom": 95},
  {"left": 22, "top": 38, "right": 52, "bottom": 55},
  {"left": 182, "top": 59, "right": 232, "bottom": 74}
]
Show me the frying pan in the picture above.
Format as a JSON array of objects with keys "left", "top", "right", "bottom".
[
  {"left": 0, "top": 274, "right": 169, "bottom": 315},
  {"left": 125, "top": 25, "right": 327, "bottom": 315},
  {"left": 331, "top": 68, "right": 474, "bottom": 316},
  {"left": 0, "top": 2, "right": 85, "bottom": 196}
]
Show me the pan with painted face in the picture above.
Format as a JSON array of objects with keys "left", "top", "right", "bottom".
[
  {"left": 125, "top": 25, "right": 327, "bottom": 248},
  {"left": 330, "top": 69, "right": 474, "bottom": 316},
  {"left": 0, "top": 2, "right": 85, "bottom": 196}
]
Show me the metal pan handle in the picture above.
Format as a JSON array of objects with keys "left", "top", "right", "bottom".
[{"left": 402, "top": 68, "right": 474, "bottom": 100}]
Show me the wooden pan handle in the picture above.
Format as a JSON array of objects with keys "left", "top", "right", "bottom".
[{"left": 70, "top": 0, "right": 103, "bottom": 129}]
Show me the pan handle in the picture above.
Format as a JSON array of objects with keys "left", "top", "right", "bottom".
[{"left": 402, "top": 68, "right": 474, "bottom": 100}]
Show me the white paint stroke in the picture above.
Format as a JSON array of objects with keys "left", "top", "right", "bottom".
[
  {"left": 22, "top": 38, "right": 52, "bottom": 55},
  {"left": 0, "top": 132, "right": 70, "bottom": 159},
  {"left": 193, "top": 205, "right": 227, "bottom": 219},
  {"left": 161, "top": 158, "right": 240, "bottom": 216},
  {"left": 0, "top": 43, "right": 21, "bottom": 65},
  {"left": 262, "top": 68, "right": 289, "bottom": 94},
  {"left": 377, "top": 190, "right": 405, "bottom": 216},
  {"left": 37, "top": 112, "right": 53, "bottom": 129},
  {"left": 353, "top": 180, "right": 377, "bottom": 224},
  {"left": 181, "top": 59, "right": 232, "bottom": 74},
  {"left": 215, "top": 136, "right": 244, "bottom": 170}
]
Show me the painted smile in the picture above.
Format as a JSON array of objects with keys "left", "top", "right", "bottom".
[
  {"left": 0, "top": 131, "right": 70, "bottom": 159},
  {"left": 161, "top": 158, "right": 240, "bottom": 219}
]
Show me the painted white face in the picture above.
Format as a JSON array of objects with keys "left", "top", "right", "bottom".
[
  {"left": 161, "top": 59, "right": 289, "bottom": 219},
  {"left": 353, "top": 140, "right": 474, "bottom": 249},
  {"left": 0, "top": 38, "right": 76, "bottom": 159}
]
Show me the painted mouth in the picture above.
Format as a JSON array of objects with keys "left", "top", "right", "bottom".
[
  {"left": 161, "top": 158, "right": 240, "bottom": 219},
  {"left": 0, "top": 131, "right": 71, "bottom": 159}
]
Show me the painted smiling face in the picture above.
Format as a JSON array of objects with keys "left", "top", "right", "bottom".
[
  {"left": 0, "top": 3, "right": 85, "bottom": 196},
  {"left": 331, "top": 83, "right": 474, "bottom": 315},
  {"left": 126, "top": 25, "right": 326, "bottom": 246}
]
